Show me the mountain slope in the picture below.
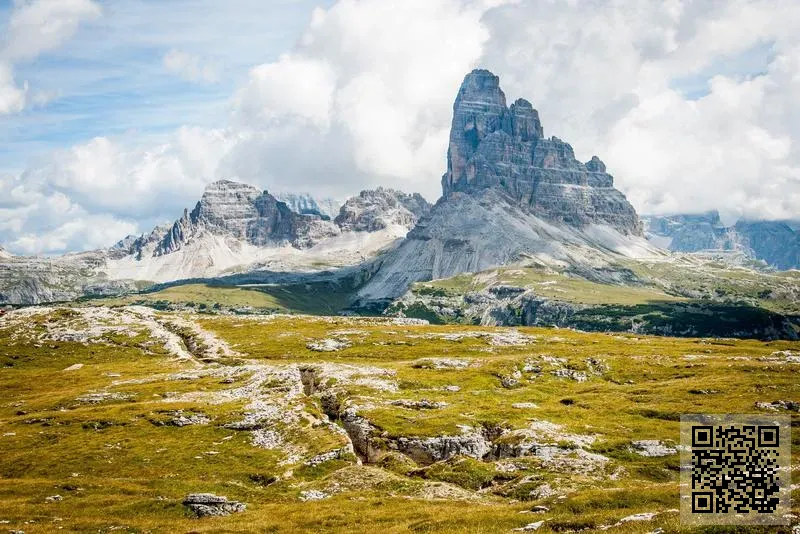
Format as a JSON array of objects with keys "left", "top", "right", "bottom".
[{"left": 357, "top": 69, "right": 652, "bottom": 306}]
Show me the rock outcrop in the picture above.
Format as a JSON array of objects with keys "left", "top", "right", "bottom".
[
  {"left": 335, "top": 188, "right": 431, "bottom": 232},
  {"left": 442, "top": 69, "right": 641, "bottom": 235},
  {"left": 643, "top": 211, "right": 800, "bottom": 270},
  {"left": 356, "top": 70, "right": 653, "bottom": 305},
  {"left": 183, "top": 493, "right": 246, "bottom": 517},
  {"left": 154, "top": 180, "right": 340, "bottom": 254}
]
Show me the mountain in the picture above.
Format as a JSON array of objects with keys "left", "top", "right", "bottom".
[
  {"left": 335, "top": 188, "right": 430, "bottom": 232},
  {"left": 0, "top": 183, "right": 430, "bottom": 303},
  {"left": 357, "top": 69, "right": 654, "bottom": 305},
  {"left": 104, "top": 181, "right": 430, "bottom": 283},
  {"left": 643, "top": 212, "right": 800, "bottom": 270},
  {"left": 274, "top": 193, "right": 342, "bottom": 219},
  {"left": 0, "top": 246, "right": 11, "bottom": 260},
  {"left": 442, "top": 70, "right": 641, "bottom": 235}
]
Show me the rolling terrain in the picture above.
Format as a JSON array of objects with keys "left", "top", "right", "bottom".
[{"left": 0, "top": 306, "right": 797, "bottom": 532}]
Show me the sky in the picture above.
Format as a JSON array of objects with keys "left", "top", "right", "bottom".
[{"left": 0, "top": 0, "right": 799, "bottom": 255}]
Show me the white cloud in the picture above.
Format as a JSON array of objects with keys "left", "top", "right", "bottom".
[
  {"left": 0, "top": 0, "right": 100, "bottom": 115},
  {"left": 4, "top": 0, "right": 800, "bottom": 254},
  {"left": 228, "top": 0, "right": 495, "bottom": 197},
  {"left": 0, "top": 61, "right": 27, "bottom": 114},
  {"left": 163, "top": 49, "right": 220, "bottom": 84},
  {"left": 478, "top": 0, "right": 800, "bottom": 220},
  {"left": 3, "top": 0, "right": 101, "bottom": 61}
]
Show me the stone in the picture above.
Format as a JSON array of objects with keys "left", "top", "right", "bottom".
[
  {"left": 755, "top": 400, "right": 800, "bottom": 412},
  {"left": 512, "top": 521, "right": 545, "bottom": 531},
  {"left": 412, "top": 358, "right": 471, "bottom": 370},
  {"left": 62, "top": 363, "right": 83, "bottom": 371},
  {"left": 335, "top": 187, "right": 430, "bottom": 232},
  {"left": 183, "top": 493, "right": 246, "bottom": 517},
  {"left": 299, "top": 490, "right": 330, "bottom": 501},
  {"left": 630, "top": 440, "right": 677, "bottom": 457},
  {"left": 307, "top": 338, "right": 352, "bottom": 352},
  {"left": 551, "top": 368, "right": 588, "bottom": 382},
  {"left": 396, "top": 431, "right": 491, "bottom": 464},
  {"left": 44, "top": 495, "right": 62, "bottom": 503},
  {"left": 389, "top": 399, "right": 447, "bottom": 410}
]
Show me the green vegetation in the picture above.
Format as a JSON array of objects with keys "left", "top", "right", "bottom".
[
  {"left": 94, "top": 280, "right": 356, "bottom": 315},
  {"left": 0, "top": 307, "right": 797, "bottom": 532}
]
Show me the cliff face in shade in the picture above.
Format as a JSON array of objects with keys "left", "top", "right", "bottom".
[{"left": 442, "top": 69, "right": 642, "bottom": 235}]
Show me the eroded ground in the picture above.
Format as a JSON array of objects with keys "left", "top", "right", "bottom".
[{"left": 0, "top": 306, "right": 798, "bottom": 533}]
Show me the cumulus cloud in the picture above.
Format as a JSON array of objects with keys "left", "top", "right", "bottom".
[
  {"left": 228, "top": 0, "right": 496, "bottom": 196},
  {"left": 478, "top": 0, "right": 800, "bottom": 221},
  {"left": 0, "top": 0, "right": 100, "bottom": 115},
  {"left": 0, "top": 61, "right": 27, "bottom": 114},
  {"left": 3, "top": 0, "right": 800, "bottom": 254},
  {"left": 163, "top": 49, "right": 220, "bottom": 84},
  {"left": 1, "top": 126, "right": 240, "bottom": 255}
]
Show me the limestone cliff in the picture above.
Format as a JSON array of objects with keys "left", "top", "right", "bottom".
[{"left": 442, "top": 69, "right": 641, "bottom": 234}]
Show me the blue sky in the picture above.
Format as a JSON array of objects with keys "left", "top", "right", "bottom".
[
  {"left": 0, "top": 0, "right": 333, "bottom": 173},
  {"left": 1, "top": 0, "right": 799, "bottom": 255}
]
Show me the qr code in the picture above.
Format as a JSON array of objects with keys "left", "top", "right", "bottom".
[{"left": 681, "top": 414, "right": 791, "bottom": 526}]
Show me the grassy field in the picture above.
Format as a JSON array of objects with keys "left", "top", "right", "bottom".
[
  {"left": 0, "top": 306, "right": 797, "bottom": 532},
  {"left": 94, "top": 281, "right": 355, "bottom": 315}
]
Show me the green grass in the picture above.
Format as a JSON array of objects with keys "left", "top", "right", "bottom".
[
  {"left": 93, "top": 280, "right": 356, "bottom": 315},
  {"left": 0, "top": 307, "right": 797, "bottom": 532}
]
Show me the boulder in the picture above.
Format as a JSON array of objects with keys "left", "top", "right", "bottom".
[{"left": 183, "top": 493, "right": 246, "bottom": 517}]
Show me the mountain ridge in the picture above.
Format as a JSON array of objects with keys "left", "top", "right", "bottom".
[{"left": 643, "top": 211, "right": 800, "bottom": 270}]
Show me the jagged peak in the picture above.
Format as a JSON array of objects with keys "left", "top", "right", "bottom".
[
  {"left": 443, "top": 69, "right": 641, "bottom": 235},
  {"left": 455, "top": 69, "right": 506, "bottom": 108},
  {"left": 585, "top": 156, "right": 606, "bottom": 173}
]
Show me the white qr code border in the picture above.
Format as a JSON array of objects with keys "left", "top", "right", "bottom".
[{"left": 680, "top": 414, "right": 791, "bottom": 526}]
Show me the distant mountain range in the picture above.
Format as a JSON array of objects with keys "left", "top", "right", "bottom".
[{"left": 643, "top": 211, "right": 800, "bottom": 270}]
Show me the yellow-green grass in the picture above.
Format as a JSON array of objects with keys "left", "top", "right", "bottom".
[
  {"left": 95, "top": 283, "right": 287, "bottom": 309},
  {"left": 0, "top": 309, "right": 797, "bottom": 532},
  {"left": 94, "top": 281, "right": 355, "bottom": 315}
]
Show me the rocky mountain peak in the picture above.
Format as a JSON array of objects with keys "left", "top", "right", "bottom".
[
  {"left": 153, "top": 180, "right": 338, "bottom": 256},
  {"left": 0, "top": 246, "right": 11, "bottom": 260},
  {"left": 442, "top": 69, "right": 641, "bottom": 235},
  {"left": 335, "top": 187, "right": 431, "bottom": 232}
]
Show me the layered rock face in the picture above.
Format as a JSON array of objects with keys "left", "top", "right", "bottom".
[
  {"left": 335, "top": 187, "right": 431, "bottom": 232},
  {"left": 153, "top": 181, "right": 339, "bottom": 255},
  {"left": 356, "top": 70, "right": 654, "bottom": 304},
  {"left": 442, "top": 69, "right": 641, "bottom": 235},
  {"left": 644, "top": 212, "right": 800, "bottom": 270}
]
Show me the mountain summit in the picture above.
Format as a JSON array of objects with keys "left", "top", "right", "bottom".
[
  {"left": 357, "top": 69, "right": 654, "bottom": 303},
  {"left": 443, "top": 69, "right": 641, "bottom": 234}
]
